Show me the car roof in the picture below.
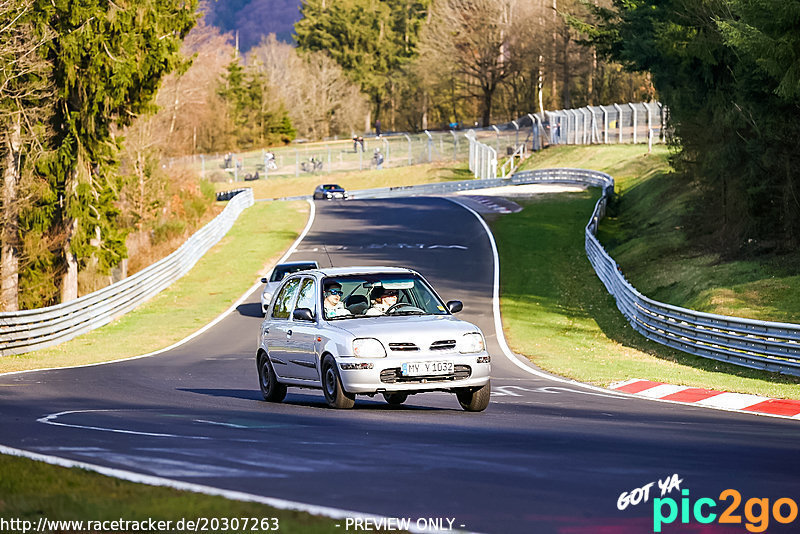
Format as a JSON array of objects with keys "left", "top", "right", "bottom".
[
  {"left": 305, "top": 266, "right": 416, "bottom": 277},
  {"left": 276, "top": 260, "right": 319, "bottom": 267}
]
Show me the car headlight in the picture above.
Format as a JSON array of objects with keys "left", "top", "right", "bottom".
[
  {"left": 352, "top": 338, "right": 386, "bottom": 358},
  {"left": 457, "top": 333, "right": 485, "bottom": 354}
]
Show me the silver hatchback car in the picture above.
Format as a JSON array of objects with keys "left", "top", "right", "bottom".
[{"left": 256, "top": 267, "right": 491, "bottom": 411}]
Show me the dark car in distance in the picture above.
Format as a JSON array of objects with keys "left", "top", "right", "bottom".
[{"left": 313, "top": 184, "right": 348, "bottom": 200}]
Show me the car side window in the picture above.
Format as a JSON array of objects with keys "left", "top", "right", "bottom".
[
  {"left": 271, "top": 278, "right": 301, "bottom": 319},
  {"left": 294, "top": 278, "right": 316, "bottom": 318}
]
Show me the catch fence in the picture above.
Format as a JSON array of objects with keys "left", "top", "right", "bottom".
[{"left": 170, "top": 101, "right": 665, "bottom": 182}]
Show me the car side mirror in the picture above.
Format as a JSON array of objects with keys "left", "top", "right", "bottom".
[
  {"left": 260, "top": 277, "right": 268, "bottom": 284},
  {"left": 293, "top": 308, "right": 315, "bottom": 322},
  {"left": 446, "top": 300, "right": 463, "bottom": 313}
]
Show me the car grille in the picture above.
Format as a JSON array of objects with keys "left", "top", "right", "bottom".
[
  {"left": 430, "top": 339, "right": 456, "bottom": 351},
  {"left": 388, "top": 343, "right": 419, "bottom": 352},
  {"left": 379, "top": 365, "right": 472, "bottom": 384}
]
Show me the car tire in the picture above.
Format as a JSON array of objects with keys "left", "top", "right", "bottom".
[
  {"left": 258, "top": 354, "right": 287, "bottom": 403},
  {"left": 322, "top": 356, "right": 355, "bottom": 409},
  {"left": 456, "top": 381, "right": 491, "bottom": 412},
  {"left": 382, "top": 392, "right": 408, "bottom": 406}
]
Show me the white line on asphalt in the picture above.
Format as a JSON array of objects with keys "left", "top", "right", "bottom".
[{"left": 0, "top": 444, "right": 444, "bottom": 532}]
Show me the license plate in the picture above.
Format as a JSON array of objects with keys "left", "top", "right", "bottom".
[{"left": 401, "top": 360, "right": 454, "bottom": 377}]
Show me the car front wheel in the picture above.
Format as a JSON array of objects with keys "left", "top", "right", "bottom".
[
  {"left": 258, "top": 354, "right": 287, "bottom": 402},
  {"left": 322, "top": 356, "right": 355, "bottom": 409},
  {"left": 456, "top": 381, "right": 491, "bottom": 412}
]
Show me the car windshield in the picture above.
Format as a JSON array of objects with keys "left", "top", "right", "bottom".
[
  {"left": 270, "top": 263, "right": 317, "bottom": 282},
  {"left": 322, "top": 273, "right": 449, "bottom": 320},
  {"left": 323, "top": 184, "right": 342, "bottom": 190}
]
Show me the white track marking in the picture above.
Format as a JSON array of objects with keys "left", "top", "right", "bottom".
[
  {"left": 635, "top": 385, "right": 689, "bottom": 399},
  {"left": 696, "top": 393, "right": 769, "bottom": 410},
  {"left": 0, "top": 444, "right": 445, "bottom": 532}
]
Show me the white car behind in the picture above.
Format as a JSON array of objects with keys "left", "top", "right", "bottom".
[{"left": 260, "top": 261, "right": 319, "bottom": 315}]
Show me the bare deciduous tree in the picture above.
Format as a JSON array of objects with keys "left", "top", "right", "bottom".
[
  {"left": 249, "top": 35, "right": 368, "bottom": 140},
  {"left": 419, "top": 0, "right": 525, "bottom": 126}
]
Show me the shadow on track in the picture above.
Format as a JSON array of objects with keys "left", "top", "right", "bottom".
[{"left": 236, "top": 302, "right": 263, "bottom": 318}]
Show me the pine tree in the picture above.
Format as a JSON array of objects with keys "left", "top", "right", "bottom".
[
  {"left": 0, "top": 0, "right": 54, "bottom": 311},
  {"left": 31, "top": 0, "right": 198, "bottom": 302},
  {"left": 295, "top": 0, "right": 429, "bottom": 122}
]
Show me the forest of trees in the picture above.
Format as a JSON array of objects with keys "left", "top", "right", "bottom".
[
  {"left": 581, "top": 0, "right": 800, "bottom": 254},
  {"left": 3, "top": 0, "right": 795, "bottom": 312},
  {"left": 294, "top": 0, "right": 653, "bottom": 131}
]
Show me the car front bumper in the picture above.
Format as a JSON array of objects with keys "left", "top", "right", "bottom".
[{"left": 337, "top": 353, "right": 491, "bottom": 394}]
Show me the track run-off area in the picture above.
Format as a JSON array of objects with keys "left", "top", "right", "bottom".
[{"left": 2, "top": 196, "right": 799, "bottom": 534}]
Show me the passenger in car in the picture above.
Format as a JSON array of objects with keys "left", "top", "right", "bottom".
[
  {"left": 365, "top": 287, "right": 398, "bottom": 316},
  {"left": 323, "top": 282, "right": 350, "bottom": 319}
]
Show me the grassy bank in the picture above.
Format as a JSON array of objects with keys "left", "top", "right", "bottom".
[
  {"left": 0, "top": 201, "right": 309, "bottom": 375},
  {"left": 215, "top": 160, "right": 471, "bottom": 200},
  {"left": 0, "top": 454, "right": 339, "bottom": 533},
  {"left": 496, "top": 143, "right": 800, "bottom": 397}
]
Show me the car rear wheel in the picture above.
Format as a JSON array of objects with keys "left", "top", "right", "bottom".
[
  {"left": 382, "top": 392, "right": 408, "bottom": 405},
  {"left": 322, "top": 356, "right": 355, "bottom": 409},
  {"left": 258, "top": 354, "right": 287, "bottom": 402},
  {"left": 456, "top": 381, "right": 491, "bottom": 412}
]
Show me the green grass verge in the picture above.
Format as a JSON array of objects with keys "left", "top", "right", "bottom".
[
  {"left": 215, "top": 160, "right": 472, "bottom": 200},
  {"left": 0, "top": 454, "right": 342, "bottom": 533},
  {"left": 0, "top": 201, "right": 309, "bottom": 375},
  {"left": 496, "top": 143, "right": 800, "bottom": 398}
]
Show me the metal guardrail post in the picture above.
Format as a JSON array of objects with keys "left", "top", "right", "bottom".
[
  {"left": 614, "top": 104, "right": 623, "bottom": 143},
  {"left": 424, "top": 130, "right": 433, "bottom": 162},
  {"left": 527, "top": 114, "right": 539, "bottom": 151},
  {"left": 512, "top": 120, "right": 519, "bottom": 149},
  {"left": 580, "top": 108, "right": 590, "bottom": 144},
  {"left": 629, "top": 103, "right": 638, "bottom": 144}
]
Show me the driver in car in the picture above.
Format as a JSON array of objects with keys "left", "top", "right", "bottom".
[
  {"left": 323, "top": 282, "right": 350, "bottom": 319},
  {"left": 365, "top": 287, "right": 399, "bottom": 316}
]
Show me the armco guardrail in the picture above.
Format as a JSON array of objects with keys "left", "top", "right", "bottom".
[
  {"left": 512, "top": 168, "right": 800, "bottom": 377},
  {"left": 337, "top": 168, "right": 800, "bottom": 377},
  {"left": 0, "top": 188, "right": 254, "bottom": 356}
]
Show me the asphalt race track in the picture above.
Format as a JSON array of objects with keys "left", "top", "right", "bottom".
[{"left": 2, "top": 197, "right": 800, "bottom": 533}]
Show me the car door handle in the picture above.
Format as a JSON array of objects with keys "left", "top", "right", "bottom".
[{"left": 286, "top": 329, "right": 292, "bottom": 337}]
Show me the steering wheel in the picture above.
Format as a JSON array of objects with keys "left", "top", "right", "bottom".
[{"left": 386, "top": 302, "right": 424, "bottom": 315}]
